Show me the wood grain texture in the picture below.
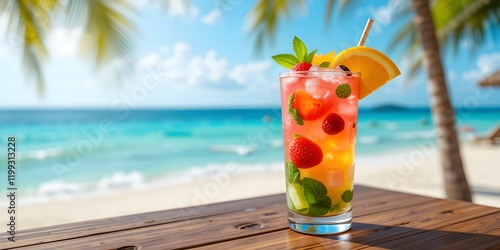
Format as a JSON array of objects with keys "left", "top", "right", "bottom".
[
  {"left": 3, "top": 185, "right": 436, "bottom": 249},
  {"left": 3, "top": 185, "right": 498, "bottom": 250},
  {"left": 372, "top": 211, "right": 500, "bottom": 249},
  {"left": 3, "top": 185, "right": 381, "bottom": 248},
  {"left": 194, "top": 199, "right": 499, "bottom": 249},
  {"left": 0, "top": 191, "right": 288, "bottom": 248}
]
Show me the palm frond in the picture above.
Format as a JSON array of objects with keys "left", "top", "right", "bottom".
[
  {"left": 323, "top": 0, "right": 354, "bottom": 28},
  {"left": 324, "top": 0, "right": 335, "bottom": 26},
  {"left": 68, "top": 0, "right": 136, "bottom": 69},
  {"left": 3, "top": 0, "right": 60, "bottom": 95},
  {"left": 434, "top": 0, "right": 500, "bottom": 53},
  {"left": 246, "top": 0, "right": 306, "bottom": 51}
]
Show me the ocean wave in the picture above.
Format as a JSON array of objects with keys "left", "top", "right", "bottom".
[
  {"left": 20, "top": 148, "right": 66, "bottom": 160},
  {"left": 0, "top": 161, "right": 285, "bottom": 205},
  {"left": 395, "top": 130, "right": 436, "bottom": 140},
  {"left": 210, "top": 144, "right": 257, "bottom": 156},
  {"left": 97, "top": 171, "right": 145, "bottom": 191},
  {"left": 358, "top": 136, "right": 379, "bottom": 144}
]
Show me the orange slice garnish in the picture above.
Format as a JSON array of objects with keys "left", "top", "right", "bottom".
[
  {"left": 331, "top": 46, "right": 400, "bottom": 99},
  {"left": 312, "top": 50, "right": 335, "bottom": 67}
]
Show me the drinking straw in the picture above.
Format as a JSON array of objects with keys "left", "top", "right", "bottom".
[{"left": 357, "top": 18, "right": 374, "bottom": 46}]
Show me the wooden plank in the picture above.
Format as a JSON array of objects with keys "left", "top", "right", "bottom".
[
  {"left": 371, "top": 211, "right": 500, "bottom": 249},
  {"left": 0, "top": 184, "right": 378, "bottom": 249},
  {"left": 0, "top": 193, "right": 285, "bottom": 248},
  {"left": 0, "top": 185, "right": 380, "bottom": 248},
  {"left": 11, "top": 205, "right": 289, "bottom": 250},
  {"left": 193, "top": 199, "right": 499, "bottom": 249},
  {"left": 5, "top": 186, "right": 436, "bottom": 249}
]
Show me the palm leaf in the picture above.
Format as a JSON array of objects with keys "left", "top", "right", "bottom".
[
  {"left": 1, "top": 0, "right": 59, "bottom": 95},
  {"left": 390, "top": 0, "right": 500, "bottom": 81},
  {"left": 246, "top": 0, "right": 306, "bottom": 51},
  {"left": 435, "top": 0, "right": 500, "bottom": 53},
  {"left": 67, "top": 0, "right": 136, "bottom": 70},
  {"left": 325, "top": 0, "right": 354, "bottom": 27}
]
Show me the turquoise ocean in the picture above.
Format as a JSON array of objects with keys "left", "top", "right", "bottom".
[{"left": 0, "top": 107, "right": 498, "bottom": 201}]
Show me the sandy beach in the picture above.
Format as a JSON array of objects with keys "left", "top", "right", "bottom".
[{"left": 15, "top": 142, "right": 500, "bottom": 230}]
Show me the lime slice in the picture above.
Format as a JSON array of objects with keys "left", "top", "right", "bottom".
[{"left": 288, "top": 183, "right": 308, "bottom": 210}]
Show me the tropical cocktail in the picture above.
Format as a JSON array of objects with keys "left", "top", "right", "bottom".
[{"left": 273, "top": 33, "right": 400, "bottom": 234}]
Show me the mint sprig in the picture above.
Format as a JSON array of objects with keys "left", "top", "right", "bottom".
[
  {"left": 308, "top": 196, "right": 331, "bottom": 216},
  {"left": 305, "top": 49, "right": 317, "bottom": 63},
  {"left": 288, "top": 93, "right": 304, "bottom": 126},
  {"left": 272, "top": 53, "right": 299, "bottom": 69},
  {"left": 303, "top": 177, "right": 331, "bottom": 216},
  {"left": 286, "top": 160, "right": 300, "bottom": 184},
  {"left": 272, "top": 36, "right": 315, "bottom": 69},
  {"left": 329, "top": 202, "right": 341, "bottom": 212},
  {"left": 319, "top": 61, "right": 330, "bottom": 68},
  {"left": 336, "top": 84, "right": 352, "bottom": 98},
  {"left": 303, "top": 177, "right": 327, "bottom": 204},
  {"left": 342, "top": 190, "right": 353, "bottom": 203},
  {"left": 293, "top": 36, "right": 308, "bottom": 61}
]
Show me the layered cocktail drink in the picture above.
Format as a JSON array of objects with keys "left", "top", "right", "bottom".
[
  {"left": 280, "top": 70, "right": 359, "bottom": 234},
  {"left": 273, "top": 33, "right": 400, "bottom": 234}
]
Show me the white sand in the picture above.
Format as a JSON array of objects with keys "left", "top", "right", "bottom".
[{"left": 14, "top": 143, "right": 500, "bottom": 230}]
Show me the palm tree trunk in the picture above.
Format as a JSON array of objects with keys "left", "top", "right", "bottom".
[{"left": 411, "top": 0, "right": 472, "bottom": 201}]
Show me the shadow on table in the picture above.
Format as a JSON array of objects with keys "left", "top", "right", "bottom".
[{"left": 288, "top": 222, "right": 500, "bottom": 249}]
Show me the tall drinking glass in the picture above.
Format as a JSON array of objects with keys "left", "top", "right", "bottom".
[{"left": 280, "top": 70, "right": 360, "bottom": 235}]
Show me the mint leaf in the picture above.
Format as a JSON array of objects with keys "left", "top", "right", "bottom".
[
  {"left": 293, "top": 36, "right": 308, "bottom": 61},
  {"left": 329, "top": 202, "right": 341, "bottom": 212},
  {"left": 305, "top": 49, "right": 318, "bottom": 63},
  {"left": 341, "top": 190, "right": 353, "bottom": 203},
  {"left": 319, "top": 62, "right": 330, "bottom": 68},
  {"left": 336, "top": 84, "right": 352, "bottom": 98},
  {"left": 308, "top": 196, "right": 331, "bottom": 216},
  {"left": 296, "top": 208, "right": 308, "bottom": 213},
  {"left": 303, "top": 177, "right": 327, "bottom": 205},
  {"left": 272, "top": 54, "right": 299, "bottom": 69},
  {"left": 288, "top": 93, "right": 304, "bottom": 126},
  {"left": 286, "top": 160, "right": 300, "bottom": 184}
]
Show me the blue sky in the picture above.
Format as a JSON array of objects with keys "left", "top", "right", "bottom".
[{"left": 1, "top": 0, "right": 499, "bottom": 108}]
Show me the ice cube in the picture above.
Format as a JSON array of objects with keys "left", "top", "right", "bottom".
[
  {"left": 305, "top": 78, "right": 331, "bottom": 99},
  {"left": 338, "top": 98, "right": 358, "bottom": 116},
  {"left": 280, "top": 76, "right": 299, "bottom": 92},
  {"left": 309, "top": 65, "right": 322, "bottom": 72}
]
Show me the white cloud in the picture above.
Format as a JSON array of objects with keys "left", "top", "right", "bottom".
[
  {"left": 166, "top": 0, "right": 199, "bottom": 18},
  {"left": 137, "top": 52, "right": 161, "bottom": 70},
  {"left": 202, "top": 9, "right": 223, "bottom": 25},
  {"left": 185, "top": 50, "right": 228, "bottom": 85},
  {"left": 229, "top": 61, "right": 271, "bottom": 85},
  {"left": 136, "top": 42, "right": 271, "bottom": 89},
  {"left": 462, "top": 52, "right": 500, "bottom": 82},
  {"left": 47, "top": 27, "right": 83, "bottom": 59}
]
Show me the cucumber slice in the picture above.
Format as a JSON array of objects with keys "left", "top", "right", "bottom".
[{"left": 288, "top": 183, "right": 308, "bottom": 210}]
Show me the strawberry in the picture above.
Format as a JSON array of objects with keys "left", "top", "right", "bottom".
[
  {"left": 289, "top": 91, "right": 329, "bottom": 124},
  {"left": 290, "top": 136, "right": 323, "bottom": 169},
  {"left": 322, "top": 113, "right": 345, "bottom": 135},
  {"left": 292, "top": 62, "right": 312, "bottom": 71}
]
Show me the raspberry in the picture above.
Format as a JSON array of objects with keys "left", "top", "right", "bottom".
[
  {"left": 322, "top": 113, "right": 345, "bottom": 135},
  {"left": 292, "top": 62, "right": 312, "bottom": 71}
]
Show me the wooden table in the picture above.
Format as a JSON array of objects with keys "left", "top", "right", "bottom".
[{"left": 2, "top": 185, "right": 500, "bottom": 249}]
